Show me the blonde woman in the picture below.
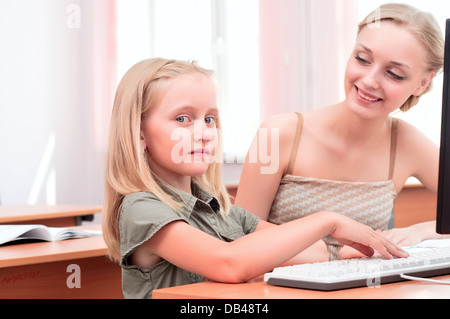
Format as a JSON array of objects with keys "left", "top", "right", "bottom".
[
  {"left": 235, "top": 3, "right": 450, "bottom": 260},
  {"left": 101, "top": 58, "right": 406, "bottom": 298}
]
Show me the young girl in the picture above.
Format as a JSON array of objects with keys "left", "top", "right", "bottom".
[
  {"left": 102, "top": 58, "right": 406, "bottom": 298},
  {"left": 235, "top": 3, "right": 450, "bottom": 260}
]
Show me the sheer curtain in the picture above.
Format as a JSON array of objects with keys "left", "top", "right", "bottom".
[
  {"left": 259, "top": 0, "right": 358, "bottom": 120},
  {"left": 220, "top": 0, "right": 360, "bottom": 184}
]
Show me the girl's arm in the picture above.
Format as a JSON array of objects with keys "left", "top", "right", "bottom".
[
  {"left": 254, "top": 219, "right": 329, "bottom": 264},
  {"left": 133, "top": 211, "right": 408, "bottom": 284}
]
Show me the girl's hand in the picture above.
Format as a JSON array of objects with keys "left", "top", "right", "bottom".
[
  {"left": 329, "top": 214, "right": 409, "bottom": 260},
  {"left": 337, "top": 246, "right": 366, "bottom": 260}
]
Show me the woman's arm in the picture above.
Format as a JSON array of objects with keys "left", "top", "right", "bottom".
[
  {"left": 133, "top": 211, "right": 408, "bottom": 284},
  {"left": 235, "top": 114, "right": 297, "bottom": 220},
  {"left": 398, "top": 119, "right": 439, "bottom": 193},
  {"left": 382, "top": 120, "right": 450, "bottom": 245}
]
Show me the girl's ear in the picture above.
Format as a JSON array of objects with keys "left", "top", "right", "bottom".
[
  {"left": 140, "top": 124, "right": 147, "bottom": 150},
  {"left": 413, "top": 71, "right": 435, "bottom": 96}
]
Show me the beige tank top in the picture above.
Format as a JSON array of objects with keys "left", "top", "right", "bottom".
[{"left": 268, "top": 113, "right": 398, "bottom": 260}]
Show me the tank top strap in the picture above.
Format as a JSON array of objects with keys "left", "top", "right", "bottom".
[
  {"left": 285, "top": 114, "right": 398, "bottom": 179},
  {"left": 389, "top": 117, "right": 399, "bottom": 180},
  {"left": 286, "top": 113, "right": 303, "bottom": 175}
]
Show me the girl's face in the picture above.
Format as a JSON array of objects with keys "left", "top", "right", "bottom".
[
  {"left": 344, "top": 21, "right": 434, "bottom": 119},
  {"left": 141, "top": 73, "right": 219, "bottom": 190}
]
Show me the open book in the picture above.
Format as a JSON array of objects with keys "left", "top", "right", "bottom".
[{"left": 0, "top": 224, "right": 102, "bottom": 246}]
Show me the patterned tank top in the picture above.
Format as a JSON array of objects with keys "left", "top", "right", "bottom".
[{"left": 268, "top": 113, "right": 398, "bottom": 260}]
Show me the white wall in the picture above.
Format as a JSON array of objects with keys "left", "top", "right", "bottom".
[{"left": 0, "top": 0, "right": 115, "bottom": 205}]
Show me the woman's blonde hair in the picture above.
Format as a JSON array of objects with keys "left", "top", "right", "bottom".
[
  {"left": 358, "top": 3, "right": 444, "bottom": 112},
  {"left": 102, "top": 58, "right": 231, "bottom": 262}
]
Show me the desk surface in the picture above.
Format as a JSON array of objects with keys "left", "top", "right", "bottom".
[
  {"left": 0, "top": 204, "right": 102, "bottom": 223},
  {"left": 153, "top": 275, "right": 450, "bottom": 299},
  {"left": 0, "top": 204, "right": 102, "bottom": 226},
  {"left": 0, "top": 224, "right": 123, "bottom": 299},
  {"left": 0, "top": 224, "right": 106, "bottom": 268}
]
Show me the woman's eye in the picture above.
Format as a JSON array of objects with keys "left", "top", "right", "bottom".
[
  {"left": 355, "top": 54, "right": 369, "bottom": 64},
  {"left": 387, "top": 70, "right": 406, "bottom": 81},
  {"left": 176, "top": 116, "right": 189, "bottom": 124}
]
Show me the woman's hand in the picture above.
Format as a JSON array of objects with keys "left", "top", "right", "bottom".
[{"left": 381, "top": 221, "right": 438, "bottom": 247}]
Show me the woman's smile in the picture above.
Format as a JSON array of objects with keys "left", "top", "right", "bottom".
[{"left": 355, "top": 86, "right": 383, "bottom": 103}]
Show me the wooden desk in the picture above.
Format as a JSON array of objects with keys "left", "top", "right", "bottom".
[
  {"left": 0, "top": 225, "right": 123, "bottom": 299},
  {"left": 153, "top": 275, "right": 450, "bottom": 299},
  {"left": 0, "top": 205, "right": 102, "bottom": 227},
  {"left": 393, "top": 184, "right": 437, "bottom": 228}
]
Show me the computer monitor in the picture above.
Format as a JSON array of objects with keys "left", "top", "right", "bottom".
[{"left": 436, "top": 19, "right": 450, "bottom": 234}]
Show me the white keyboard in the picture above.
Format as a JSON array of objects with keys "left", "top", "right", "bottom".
[{"left": 264, "top": 246, "right": 450, "bottom": 290}]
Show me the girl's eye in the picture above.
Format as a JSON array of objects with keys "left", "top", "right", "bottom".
[
  {"left": 205, "top": 116, "right": 216, "bottom": 125},
  {"left": 175, "top": 116, "right": 189, "bottom": 124}
]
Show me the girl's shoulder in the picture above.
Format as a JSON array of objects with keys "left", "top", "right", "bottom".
[
  {"left": 122, "top": 192, "right": 160, "bottom": 207},
  {"left": 120, "top": 192, "right": 188, "bottom": 238},
  {"left": 121, "top": 192, "right": 177, "bottom": 221}
]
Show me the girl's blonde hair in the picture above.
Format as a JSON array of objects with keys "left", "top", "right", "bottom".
[
  {"left": 102, "top": 58, "right": 231, "bottom": 262},
  {"left": 358, "top": 3, "right": 444, "bottom": 112}
]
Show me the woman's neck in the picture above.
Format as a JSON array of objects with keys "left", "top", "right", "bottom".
[{"left": 328, "top": 102, "right": 392, "bottom": 146}]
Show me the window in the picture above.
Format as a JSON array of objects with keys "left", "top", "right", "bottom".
[{"left": 116, "top": 0, "right": 260, "bottom": 161}]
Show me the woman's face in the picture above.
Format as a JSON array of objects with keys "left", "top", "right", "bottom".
[{"left": 344, "top": 21, "right": 434, "bottom": 119}]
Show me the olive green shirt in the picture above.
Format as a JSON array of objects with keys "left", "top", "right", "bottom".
[{"left": 119, "top": 185, "right": 260, "bottom": 299}]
